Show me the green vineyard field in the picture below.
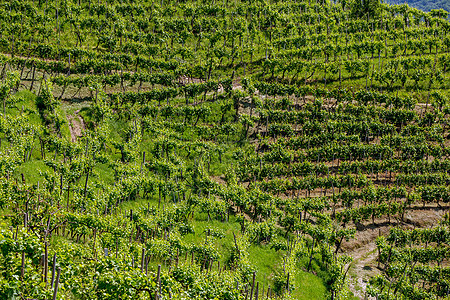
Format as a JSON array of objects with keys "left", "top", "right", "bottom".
[{"left": 0, "top": 0, "right": 449, "bottom": 299}]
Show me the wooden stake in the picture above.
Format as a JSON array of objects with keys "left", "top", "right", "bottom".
[
  {"left": 52, "top": 267, "right": 61, "bottom": 300},
  {"left": 141, "top": 248, "right": 145, "bottom": 271},
  {"left": 51, "top": 254, "right": 56, "bottom": 289},
  {"left": 44, "top": 241, "right": 48, "bottom": 284},
  {"left": 156, "top": 265, "right": 161, "bottom": 300},
  {"left": 20, "top": 251, "right": 25, "bottom": 281},
  {"left": 250, "top": 272, "right": 256, "bottom": 300}
]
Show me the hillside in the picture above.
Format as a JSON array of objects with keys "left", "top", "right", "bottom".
[
  {"left": 386, "top": 0, "right": 450, "bottom": 15},
  {"left": 0, "top": 0, "right": 449, "bottom": 299}
]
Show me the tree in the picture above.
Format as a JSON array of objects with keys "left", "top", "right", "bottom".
[
  {"left": 37, "top": 80, "right": 60, "bottom": 113},
  {"left": 0, "top": 71, "right": 19, "bottom": 114},
  {"left": 350, "top": 0, "right": 382, "bottom": 18}
]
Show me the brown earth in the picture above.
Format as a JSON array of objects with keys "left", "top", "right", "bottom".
[
  {"left": 67, "top": 110, "right": 86, "bottom": 142},
  {"left": 342, "top": 207, "right": 447, "bottom": 299}
]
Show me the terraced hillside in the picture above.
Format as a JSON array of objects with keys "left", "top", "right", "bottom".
[{"left": 0, "top": 0, "right": 449, "bottom": 299}]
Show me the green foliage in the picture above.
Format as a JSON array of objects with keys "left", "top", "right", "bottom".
[
  {"left": 0, "top": 72, "right": 20, "bottom": 114},
  {"left": 0, "top": 0, "right": 449, "bottom": 299},
  {"left": 350, "top": 0, "right": 382, "bottom": 18},
  {"left": 386, "top": 0, "right": 450, "bottom": 18}
]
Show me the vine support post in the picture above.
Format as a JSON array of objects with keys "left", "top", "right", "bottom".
[
  {"left": 250, "top": 271, "right": 256, "bottom": 300},
  {"left": 52, "top": 267, "right": 61, "bottom": 300},
  {"left": 84, "top": 167, "right": 90, "bottom": 199},
  {"left": 141, "top": 151, "right": 146, "bottom": 173},
  {"left": 44, "top": 241, "right": 48, "bottom": 284},
  {"left": 51, "top": 254, "right": 56, "bottom": 289},
  {"left": 67, "top": 53, "right": 71, "bottom": 76},
  {"left": 20, "top": 251, "right": 25, "bottom": 281},
  {"left": 286, "top": 272, "right": 290, "bottom": 293},
  {"left": 24, "top": 212, "right": 27, "bottom": 230},
  {"left": 156, "top": 264, "right": 161, "bottom": 300},
  {"left": 141, "top": 248, "right": 145, "bottom": 271}
]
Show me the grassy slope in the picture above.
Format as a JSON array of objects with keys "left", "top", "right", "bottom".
[{"left": 4, "top": 0, "right": 448, "bottom": 298}]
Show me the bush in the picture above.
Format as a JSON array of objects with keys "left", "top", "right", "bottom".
[{"left": 350, "top": 0, "right": 382, "bottom": 18}]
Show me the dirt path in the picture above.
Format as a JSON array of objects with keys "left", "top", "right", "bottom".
[
  {"left": 67, "top": 110, "right": 86, "bottom": 142},
  {"left": 343, "top": 207, "right": 446, "bottom": 299},
  {"left": 347, "top": 241, "right": 379, "bottom": 299}
]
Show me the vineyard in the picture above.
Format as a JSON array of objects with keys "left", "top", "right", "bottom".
[{"left": 0, "top": 0, "right": 449, "bottom": 299}]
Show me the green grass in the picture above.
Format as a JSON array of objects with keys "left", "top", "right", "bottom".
[
  {"left": 93, "top": 163, "right": 116, "bottom": 185},
  {"left": 12, "top": 90, "right": 42, "bottom": 122},
  {"left": 119, "top": 192, "right": 329, "bottom": 298},
  {"left": 247, "top": 243, "right": 281, "bottom": 286},
  {"left": 13, "top": 160, "right": 51, "bottom": 185},
  {"left": 4, "top": 86, "right": 330, "bottom": 299},
  {"left": 293, "top": 270, "right": 327, "bottom": 299}
]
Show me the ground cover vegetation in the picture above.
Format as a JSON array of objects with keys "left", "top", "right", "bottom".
[{"left": 0, "top": 0, "right": 449, "bottom": 299}]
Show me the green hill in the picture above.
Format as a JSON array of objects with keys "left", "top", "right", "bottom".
[
  {"left": 0, "top": 0, "right": 449, "bottom": 299},
  {"left": 386, "top": 0, "right": 450, "bottom": 15}
]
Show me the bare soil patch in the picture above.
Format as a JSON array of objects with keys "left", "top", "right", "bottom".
[
  {"left": 67, "top": 110, "right": 86, "bottom": 142},
  {"left": 342, "top": 207, "right": 447, "bottom": 299}
]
